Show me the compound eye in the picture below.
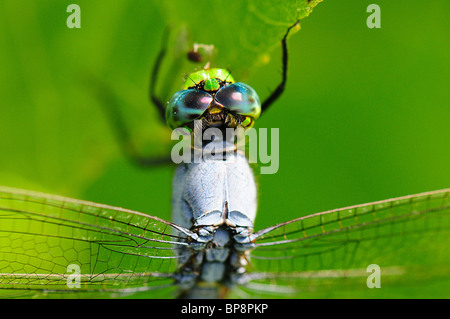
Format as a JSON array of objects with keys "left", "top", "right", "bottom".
[
  {"left": 166, "top": 90, "right": 213, "bottom": 129},
  {"left": 215, "top": 82, "right": 261, "bottom": 120}
]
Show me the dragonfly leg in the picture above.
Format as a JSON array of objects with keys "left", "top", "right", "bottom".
[
  {"left": 93, "top": 80, "right": 173, "bottom": 167},
  {"left": 91, "top": 29, "right": 173, "bottom": 167},
  {"left": 149, "top": 27, "right": 170, "bottom": 123},
  {"left": 260, "top": 20, "right": 300, "bottom": 115}
]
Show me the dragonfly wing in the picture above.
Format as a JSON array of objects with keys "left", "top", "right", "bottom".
[
  {"left": 0, "top": 186, "right": 189, "bottom": 298},
  {"left": 244, "top": 189, "right": 450, "bottom": 298}
]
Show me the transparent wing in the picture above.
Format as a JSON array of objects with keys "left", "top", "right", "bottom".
[
  {"left": 0, "top": 186, "right": 189, "bottom": 298},
  {"left": 242, "top": 189, "right": 450, "bottom": 298}
]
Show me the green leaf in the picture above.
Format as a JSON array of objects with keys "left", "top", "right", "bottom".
[{"left": 156, "top": 0, "right": 322, "bottom": 79}]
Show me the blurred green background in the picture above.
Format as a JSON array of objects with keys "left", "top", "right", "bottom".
[{"left": 0, "top": 0, "right": 449, "bottom": 297}]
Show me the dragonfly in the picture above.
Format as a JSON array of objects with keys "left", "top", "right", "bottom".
[{"left": 1, "top": 21, "right": 449, "bottom": 299}]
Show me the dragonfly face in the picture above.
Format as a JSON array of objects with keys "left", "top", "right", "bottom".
[{"left": 166, "top": 68, "right": 261, "bottom": 130}]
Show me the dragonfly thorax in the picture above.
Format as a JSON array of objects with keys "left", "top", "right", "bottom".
[
  {"left": 171, "top": 137, "right": 257, "bottom": 297},
  {"left": 192, "top": 201, "right": 254, "bottom": 241}
]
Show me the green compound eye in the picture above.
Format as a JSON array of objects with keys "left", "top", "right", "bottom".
[
  {"left": 166, "top": 90, "right": 213, "bottom": 129},
  {"left": 215, "top": 83, "right": 261, "bottom": 120}
]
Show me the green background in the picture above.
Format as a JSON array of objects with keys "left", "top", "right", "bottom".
[{"left": 0, "top": 0, "right": 449, "bottom": 297}]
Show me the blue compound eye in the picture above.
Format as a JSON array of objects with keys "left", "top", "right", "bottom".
[
  {"left": 166, "top": 89, "right": 213, "bottom": 129},
  {"left": 214, "top": 82, "right": 261, "bottom": 120}
]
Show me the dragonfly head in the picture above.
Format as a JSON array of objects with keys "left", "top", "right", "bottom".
[{"left": 166, "top": 68, "right": 261, "bottom": 131}]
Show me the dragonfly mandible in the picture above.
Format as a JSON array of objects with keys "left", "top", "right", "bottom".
[{"left": 1, "top": 21, "right": 449, "bottom": 299}]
